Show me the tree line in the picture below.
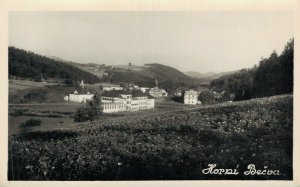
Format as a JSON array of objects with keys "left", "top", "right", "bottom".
[
  {"left": 210, "top": 39, "right": 293, "bottom": 101},
  {"left": 9, "top": 47, "right": 100, "bottom": 83}
]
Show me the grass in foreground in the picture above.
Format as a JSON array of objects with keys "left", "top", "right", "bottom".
[{"left": 8, "top": 94, "right": 293, "bottom": 180}]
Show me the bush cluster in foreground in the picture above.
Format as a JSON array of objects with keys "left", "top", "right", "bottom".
[{"left": 8, "top": 94, "right": 293, "bottom": 180}]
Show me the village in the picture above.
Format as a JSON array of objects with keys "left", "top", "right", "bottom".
[
  {"left": 6, "top": 9, "right": 294, "bottom": 181},
  {"left": 63, "top": 78, "right": 231, "bottom": 114}
]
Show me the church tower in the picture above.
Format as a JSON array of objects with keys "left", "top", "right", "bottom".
[{"left": 80, "top": 80, "right": 84, "bottom": 89}]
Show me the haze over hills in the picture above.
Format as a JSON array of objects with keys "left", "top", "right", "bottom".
[
  {"left": 185, "top": 70, "right": 239, "bottom": 79},
  {"left": 47, "top": 55, "right": 240, "bottom": 81}
]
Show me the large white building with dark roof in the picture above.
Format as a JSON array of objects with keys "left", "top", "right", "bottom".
[
  {"left": 65, "top": 90, "right": 94, "bottom": 103},
  {"left": 148, "top": 87, "right": 168, "bottom": 97},
  {"left": 148, "top": 78, "right": 168, "bottom": 98},
  {"left": 101, "top": 90, "right": 155, "bottom": 113}
]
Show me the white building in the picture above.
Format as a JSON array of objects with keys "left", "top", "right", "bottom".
[
  {"left": 148, "top": 78, "right": 168, "bottom": 98},
  {"left": 139, "top": 87, "right": 150, "bottom": 93},
  {"left": 101, "top": 90, "right": 155, "bottom": 113},
  {"left": 66, "top": 90, "right": 94, "bottom": 103},
  {"left": 184, "top": 90, "right": 198, "bottom": 105},
  {"left": 148, "top": 87, "right": 168, "bottom": 97},
  {"left": 101, "top": 84, "right": 123, "bottom": 91}
]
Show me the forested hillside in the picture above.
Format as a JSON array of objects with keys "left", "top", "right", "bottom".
[
  {"left": 9, "top": 47, "right": 101, "bottom": 83},
  {"left": 210, "top": 39, "right": 293, "bottom": 101}
]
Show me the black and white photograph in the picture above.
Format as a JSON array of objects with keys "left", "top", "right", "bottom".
[{"left": 1, "top": 0, "right": 299, "bottom": 186}]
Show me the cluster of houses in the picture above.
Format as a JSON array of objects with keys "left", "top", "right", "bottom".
[
  {"left": 100, "top": 79, "right": 168, "bottom": 98},
  {"left": 176, "top": 89, "right": 232, "bottom": 105},
  {"left": 64, "top": 80, "right": 167, "bottom": 113},
  {"left": 64, "top": 80, "right": 230, "bottom": 113}
]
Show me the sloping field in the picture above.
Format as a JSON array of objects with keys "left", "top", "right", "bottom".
[
  {"left": 76, "top": 66, "right": 107, "bottom": 78},
  {"left": 9, "top": 82, "right": 100, "bottom": 104},
  {"left": 8, "top": 94, "right": 293, "bottom": 180},
  {"left": 9, "top": 80, "right": 50, "bottom": 92}
]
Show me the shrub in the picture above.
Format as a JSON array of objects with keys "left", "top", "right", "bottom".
[
  {"left": 10, "top": 108, "right": 28, "bottom": 117},
  {"left": 74, "top": 106, "right": 101, "bottom": 122},
  {"left": 22, "top": 88, "right": 47, "bottom": 103},
  {"left": 74, "top": 92, "right": 102, "bottom": 122},
  {"left": 198, "top": 90, "right": 215, "bottom": 104},
  {"left": 21, "top": 118, "right": 42, "bottom": 127}
]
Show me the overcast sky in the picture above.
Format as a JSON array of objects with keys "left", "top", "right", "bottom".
[{"left": 9, "top": 11, "right": 293, "bottom": 73}]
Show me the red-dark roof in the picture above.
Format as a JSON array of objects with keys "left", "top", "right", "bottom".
[
  {"left": 101, "top": 89, "right": 150, "bottom": 98},
  {"left": 147, "top": 94, "right": 155, "bottom": 99},
  {"left": 101, "top": 90, "right": 123, "bottom": 97},
  {"left": 71, "top": 89, "right": 92, "bottom": 95},
  {"left": 132, "top": 90, "right": 149, "bottom": 97}
]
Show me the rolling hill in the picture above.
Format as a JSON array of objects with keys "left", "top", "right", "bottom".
[
  {"left": 9, "top": 47, "right": 101, "bottom": 83},
  {"left": 45, "top": 56, "right": 194, "bottom": 86},
  {"left": 9, "top": 47, "right": 199, "bottom": 91},
  {"left": 103, "top": 63, "right": 196, "bottom": 87}
]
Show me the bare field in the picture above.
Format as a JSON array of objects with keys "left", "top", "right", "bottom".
[
  {"left": 8, "top": 102, "right": 83, "bottom": 136},
  {"left": 9, "top": 82, "right": 101, "bottom": 104},
  {"left": 9, "top": 80, "right": 60, "bottom": 92},
  {"left": 77, "top": 66, "right": 106, "bottom": 78},
  {"left": 9, "top": 80, "right": 46, "bottom": 92},
  {"left": 8, "top": 97, "right": 200, "bottom": 136},
  {"left": 8, "top": 116, "right": 75, "bottom": 136},
  {"left": 9, "top": 103, "right": 83, "bottom": 113}
]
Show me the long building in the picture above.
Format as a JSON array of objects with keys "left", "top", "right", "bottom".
[
  {"left": 101, "top": 90, "right": 155, "bottom": 113},
  {"left": 100, "top": 84, "right": 123, "bottom": 91}
]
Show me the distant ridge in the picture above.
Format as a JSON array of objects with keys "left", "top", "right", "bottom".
[{"left": 185, "top": 70, "right": 239, "bottom": 79}]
